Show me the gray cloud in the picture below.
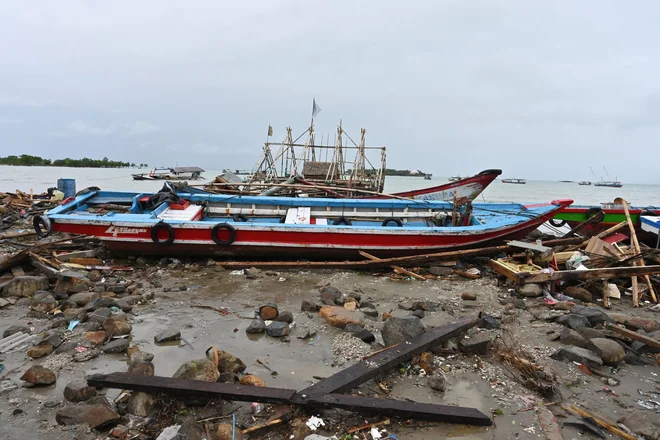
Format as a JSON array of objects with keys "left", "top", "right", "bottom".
[{"left": 1, "top": 1, "right": 660, "bottom": 182}]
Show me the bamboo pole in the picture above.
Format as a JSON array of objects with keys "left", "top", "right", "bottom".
[
  {"left": 359, "top": 251, "right": 426, "bottom": 280},
  {"left": 617, "top": 198, "right": 657, "bottom": 304}
]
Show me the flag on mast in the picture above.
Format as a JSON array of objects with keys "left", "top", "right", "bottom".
[
  {"left": 267, "top": 125, "right": 273, "bottom": 137},
  {"left": 312, "top": 98, "right": 321, "bottom": 118}
]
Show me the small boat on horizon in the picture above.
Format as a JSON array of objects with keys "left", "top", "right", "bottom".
[
  {"left": 501, "top": 178, "right": 526, "bottom": 184},
  {"left": 132, "top": 167, "right": 205, "bottom": 181},
  {"left": 35, "top": 188, "right": 572, "bottom": 259},
  {"left": 578, "top": 181, "right": 592, "bottom": 186},
  {"left": 594, "top": 180, "right": 623, "bottom": 188},
  {"left": 448, "top": 176, "right": 463, "bottom": 182}
]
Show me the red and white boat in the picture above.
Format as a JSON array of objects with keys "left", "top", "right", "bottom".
[
  {"left": 36, "top": 189, "right": 571, "bottom": 259},
  {"left": 388, "top": 169, "right": 502, "bottom": 201}
]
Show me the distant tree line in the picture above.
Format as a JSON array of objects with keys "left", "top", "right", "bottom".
[
  {"left": 0, "top": 154, "right": 148, "bottom": 168},
  {"left": 353, "top": 168, "right": 429, "bottom": 176}
]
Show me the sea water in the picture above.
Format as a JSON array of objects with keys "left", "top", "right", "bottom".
[{"left": 1, "top": 165, "right": 659, "bottom": 206}]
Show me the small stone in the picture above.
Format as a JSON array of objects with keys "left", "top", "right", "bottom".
[
  {"left": 588, "top": 338, "right": 625, "bottom": 365},
  {"left": 556, "top": 314, "right": 591, "bottom": 330},
  {"left": 479, "top": 314, "right": 500, "bottom": 330},
  {"left": 428, "top": 374, "right": 446, "bottom": 392},
  {"left": 300, "top": 300, "right": 318, "bottom": 312},
  {"left": 217, "top": 423, "right": 245, "bottom": 440},
  {"left": 571, "top": 305, "right": 612, "bottom": 326},
  {"left": 618, "top": 413, "right": 660, "bottom": 440},
  {"left": 207, "top": 348, "right": 246, "bottom": 374},
  {"left": 354, "top": 329, "right": 376, "bottom": 343},
  {"left": 3, "top": 325, "right": 30, "bottom": 338},
  {"left": 259, "top": 303, "right": 279, "bottom": 320},
  {"left": 564, "top": 286, "right": 593, "bottom": 303},
  {"left": 84, "top": 331, "right": 108, "bottom": 345},
  {"left": 265, "top": 321, "right": 290, "bottom": 337},
  {"left": 343, "top": 299, "right": 357, "bottom": 311},
  {"left": 411, "top": 310, "right": 425, "bottom": 319},
  {"left": 344, "top": 323, "right": 365, "bottom": 333},
  {"left": 517, "top": 284, "right": 543, "bottom": 297},
  {"left": 319, "top": 286, "right": 342, "bottom": 305},
  {"left": 127, "top": 392, "right": 157, "bottom": 417},
  {"left": 107, "top": 285, "right": 126, "bottom": 294},
  {"left": 103, "top": 317, "right": 132, "bottom": 336},
  {"left": 154, "top": 329, "right": 181, "bottom": 343},
  {"left": 459, "top": 333, "right": 493, "bottom": 355},
  {"left": 239, "top": 375, "right": 266, "bottom": 387},
  {"left": 56, "top": 404, "right": 120, "bottom": 429},
  {"left": 128, "top": 361, "right": 155, "bottom": 376},
  {"left": 550, "top": 346, "right": 602, "bottom": 367},
  {"left": 30, "top": 291, "right": 57, "bottom": 313},
  {"left": 103, "top": 338, "right": 130, "bottom": 354},
  {"left": 461, "top": 292, "right": 477, "bottom": 301},
  {"left": 73, "top": 348, "right": 101, "bottom": 362},
  {"left": 173, "top": 358, "right": 219, "bottom": 382},
  {"left": 245, "top": 319, "right": 266, "bottom": 334},
  {"left": 274, "top": 311, "right": 294, "bottom": 324},
  {"left": 398, "top": 302, "right": 413, "bottom": 310},
  {"left": 34, "top": 330, "right": 63, "bottom": 348},
  {"left": 63, "top": 308, "right": 88, "bottom": 323},
  {"left": 559, "top": 328, "right": 589, "bottom": 348},
  {"left": 361, "top": 307, "right": 378, "bottom": 318},
  {"left": 56, "top": 341, "right": 79, "bottom": 354},
  {"left": 129, "top": 351, "right": 155, "bottom": 365},
  {"left": 27, "top": 344, "right": 54, "bottom": 359},
  {"left": 428, "top": 266, "right": 453, "bottom": 276},
  {"left": 1, "top": 276, "right": 49, "bottom": 298},
  {"left": 59, "top": 300, "right": 78, "bottom": 311},
  {"left": 411, "top": 301, "right": 434, "bottom": 311},
  {"left": 69, "top": 291, "right": 98, "bottom": 306},
  {"left": 360, "top": 301, "right": 376, "bottom": 309},
  {"left": 64, "top": 380, "right": 97, "bottom": 402},
  {"left": 319, "top": 305, "right": 364, "bottom": 328},
  {"left": 88, "top": 307, "right": 112, "bottom": 322},
  {"left": 20, "top": 365, "right": 56, "bottom": 386},
  {"left": 382, "top": 316, "right": 425, "bottom": 346},
  {"left": 113, "top": 300, "right": 132, "bottom": 313}
]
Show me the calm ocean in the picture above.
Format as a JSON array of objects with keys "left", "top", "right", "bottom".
[{"left": 1, "top": 165, "right": 659, "bottom": 206}]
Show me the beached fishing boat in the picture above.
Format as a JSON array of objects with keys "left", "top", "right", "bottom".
[
  {"left": 501, "top": 178, "right": 526, "bottom": 184},
  {"left": 551, "top": 203, "right": 660, "bottom": 243},
  {"left": 34, "top": 188, "right": 572, "bottom": 258},
  {"left": 132, "top": 167, "right": 205, "bottom": 181}
]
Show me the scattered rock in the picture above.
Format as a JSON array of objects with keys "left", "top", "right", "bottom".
[
  {"left": 459, "top": 333, "right": 493, "bottom": 355},
  {"left": 103, "top": 317, "right": 132, "bottom": 336},
  {"left": 398, "top": 302, "right": 413, "bottom": 310},
  {"left": 517, "top": 284, "right": 543, "bottom": 297},
  {"left": 84, "top": 331, "right": 109, "bottom": 345},
  {"left": 154, "top": 329, "right": 181, "bottom": 343},
  {"left": 173, "top": 359, "right": 220, "bottom": 382},
  {"left": 571, "top": 305, "right": 612, "bottom": 326},
  {"left": 103, "top": 338, "right": 130, "bottom": 354},
  {"left": 564, "top": 286, "right": 592, "bottom": 303},
  {"left": 428, "top": 266, "right": 453, "bottom": 276},
  {"left": 1, "top": 276, "right": 49, "bottom": 298},
  {"left": 27, "top": 344, "right": 54, "bottom": 358},
  {"left": 216, "top": 423, "right": 244, "bottom": 440},
  {"left": 265, "top": 321, "right": 290, "bottom": 337},
  {"left": 556, "top": 314, "right": 591, "bottom": 330},
  {"left": 34, "top": 330, "right": 63, "bottom": 348},
  {"left": 354, "top": 329, "right": 376, "bottom": 343},
  {"left": 3, "top": 325, "right": 30, "bottom": 338},
  {"left": 73, "top": 348, "right": 101, "bottom": 362},
  {"left": 588, "top": 338, "right": 625, "bottom": 365},
  {"left": 239, "top": 375, "right": 266, "bottom": 387},
  {"left": 64, "top": 380, "right": 97, "bottom": 402},
  {"left": 361, "top": 307, "right": 378, "bottom": 318},
  {"left": 319, "top": 305, "right": 364, "bottom": 329},
  {"left": 608, "top": 314, "right": 660, "bottom": 332},
  {"left": 618, "top": 413, "right": 660, "bottom": 440},
  {"left": 245, "top": 319, "right": 266, "bottom": 334},
  {"left": 461, "top": 292, "right": 477, "bottom": 301},
  {"left": 69, "top": 292, "right": 98, "bottom": 306},
  {"left": 56, "top": 341, "right": 79, "bottom": 354},
  {"left": 411, "top": 301, "right": 434, "bottom": 311},
  {"left": 63, "top": 308, "right": 88, "bottom": 323},
  {"left": 88, "top": 307, "right": 112, "bottom": 323},
  {"left": 344, "top": 323, "right": 365, "bottom": 333},
  {"left": 56, "top": 404, "right": 120, "bottom": 429},
  {"left": 130, "top": 351, "right": 155, "bottom": 364},
  {"left": 258, "top": 303, "right": 279, "bottom": 320},
  {"left": 127, "top": 392, "right": 157, "bottom": 417},
  {"left": 20, "top": 365, "right": 56, "bottom": 386},
  {"left": 360, "top": 301, "right": 376, "bottom": 309},
  {"left": 479, "top": 314, "right": 500, "bottom": 330},
  {"left": 343, "top": 299, "right": 357, "bottom": 311},
  {"left": 550, "top": 346, "right": 602, "bottom": 367},
  {"left": 210, "top": 349, "right": 247, "bottom": 374},
  {"left": 129, "top": 361, "right": 155, "bottom": 376},
  {"left": 275, "top": 311, "right": 294, "bottom": 324},
  {"left": 419, "top": 352, "right": 434, "bottom": 374},
  {"left": 300, "top": 300, "right": 319, "bottom": 312},
  {"left": 411, "top": 310, "right": 425, "bottom": 319},
  {"left": 428, "top": 374, "right": 446, "bottom": 392},
  {"left": 30, "top": 291, "right": 57, "bottom": 313},
  {"left": 382, "top": 316, "right": 425, "bottom": 346},
  {"left": 559, "top": 328, "right": 589, "bottom": 349},
  {"left": 320, "top": 286, "right": 342, "bottom": 305}
]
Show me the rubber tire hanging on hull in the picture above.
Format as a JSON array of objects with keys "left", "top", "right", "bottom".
[
  {"left": 382, "top": 217, "right": 403, "bottom": 227},
  {"left": 586, "top": 207, "right": 605, "bottom": 222},
  {"left": 33, "top": 215, "right": 52, "bottom": 238},
  {"left": 548, "top": 219, "right": 566, "bottom": 228},
  {"left": 211, "top": 223, "right": 236, "bottom": 245},
  {"left": 333, "top": 217, "right": 352, "bottom": 226},
  {"left": 151, "top": 222, "right": 175, "bottom": 246}
]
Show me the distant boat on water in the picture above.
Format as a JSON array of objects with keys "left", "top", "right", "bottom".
[
  {"left": 590, "top": 166, "right": 622, "bottom": 188},
  {"left": 501, "top": 178, "right": 526, "bottom": 184},
  {"left": 578, "top": 181, "right": 592, "bottom": 186},
  {"left": 448, "top": 176, "right": 462, "bottom": 182}
]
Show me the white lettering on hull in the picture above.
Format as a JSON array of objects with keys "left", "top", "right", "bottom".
[{"left": 105, "top": 226, "right": 148, "bottom": 237}]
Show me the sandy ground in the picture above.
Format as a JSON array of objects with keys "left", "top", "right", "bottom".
[{"left": 1, "top": 256, "right": 659, "bottom": 440}]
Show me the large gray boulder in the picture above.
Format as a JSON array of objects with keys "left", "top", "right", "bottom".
[{"left": 381, "top": 316, "right": 425, "bottom": 346}]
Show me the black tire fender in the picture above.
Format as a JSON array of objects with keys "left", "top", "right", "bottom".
[
  {"left": 586, "top": 207, "right": 605, "bottom": 222},
  {"left": 382, "top": 217, "right": 403, "bottom": 227},
  {"left": 233, "top": 214, "right": 249, "bottom": 222},
  {"left": 33, "top": 215, "right": 52, "bottom": 238},
  {"left": 548, "top": 219, "right": 567, "bottom": 228},
  {"left": 151, "top": 222, "right": 175, "bottom": 246},
  {"left": 333, "top": 216, "right": 352, "bottom": 226},
  {"left": 211, "top": 223, "right": 236, "bottom": 245}
]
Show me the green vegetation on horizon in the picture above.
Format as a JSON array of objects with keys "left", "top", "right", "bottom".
[{"left": 0, "top": 154, "right": 147, "bottom": 168}]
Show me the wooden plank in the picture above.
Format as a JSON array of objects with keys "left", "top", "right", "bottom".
[
  {"left": 69, "top": 257, "right": 102, "bottom": 266},
  {"left": 487, "top": 259, "right": 524, "bottom": 283},
  {"left": 218, "top": 238, "right": 584, "bottom": 270},
  {"left": 521, "top": 264, "right": 660, "bottom": 283},
  {"left": 359, "top": 251, "right": 425, "bottom": 280},
  {"left": 305, "top": 393, "right": 492, "bottom": 425},
  {"left": 55, "top": 249, "right": 97, "bottom": 262},
  {"left": 10, "top": 266, "right": 25, "bottom": 277},
  {"left": 88, "top": 373, "right": 297, "bottom": 404},
  {"left": 296, "top": 315, "right": 480, "bottom": 397},
  {"left": 606, "top": 324, "right": 660, "bottom": 348}
]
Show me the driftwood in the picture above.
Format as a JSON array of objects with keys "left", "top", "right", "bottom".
[
  {"left": 88, "top": 315, "right": 491, "bottom": 425},
  {"left": 606, "top": 324, "right": 660, "bottom": 348},
  {"left": 358, "top": 250, "right": 426, "bottom": 280}
]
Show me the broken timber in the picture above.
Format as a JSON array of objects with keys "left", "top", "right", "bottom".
[{"left": 87, "top": 315, "right": 491, "bottom": 425}]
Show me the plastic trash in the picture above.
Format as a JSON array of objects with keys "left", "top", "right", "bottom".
[
  {"left": 566, "top": 252, "right": 590, "bottom": 270},
  {"left": 67, "top": 320, "right": 80, "bottom": 331},
  {"left": 306, "top": 415, "right": 325, "bottom": 431}
]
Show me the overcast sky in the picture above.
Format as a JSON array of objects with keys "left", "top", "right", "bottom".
[{"left": 1, "top": 1, "right": 659, "bottom": 182}]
